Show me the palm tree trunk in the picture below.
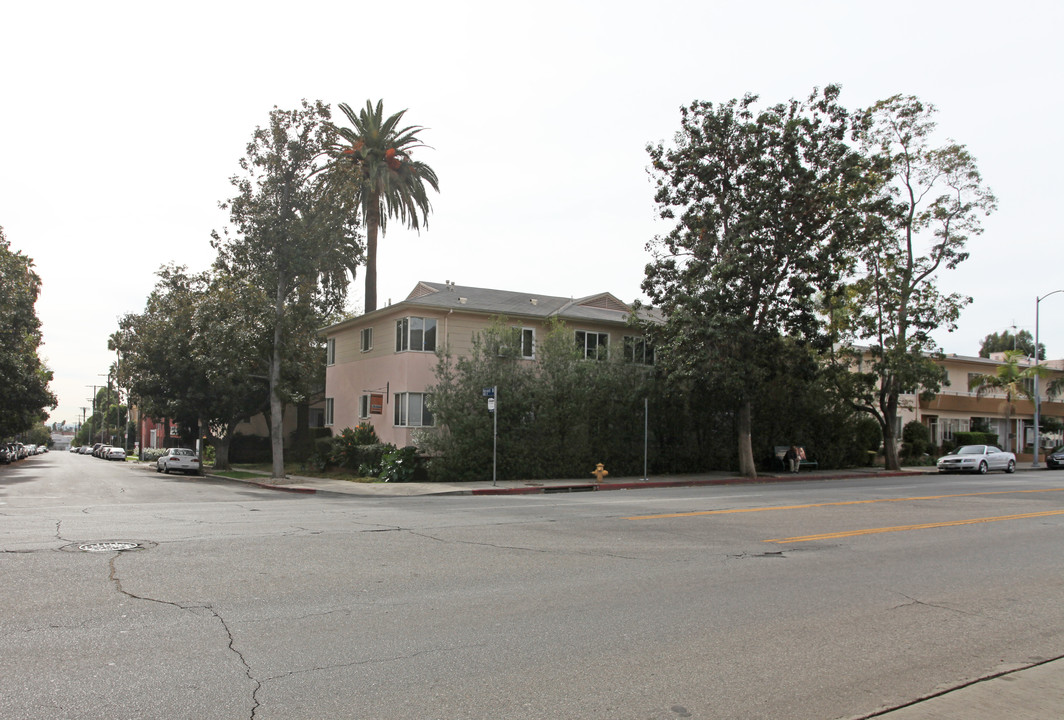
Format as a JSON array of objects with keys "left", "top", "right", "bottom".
[{"left": 365, "top": 197, "right": 380, "bottom": 313}]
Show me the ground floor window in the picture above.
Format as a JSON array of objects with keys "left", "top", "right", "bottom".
[
  {"left": 394, "top": 392, "right": 434, "bottom": 427},
  {"left": 325, "top": 398, "right": 334, "bottom": 427}
]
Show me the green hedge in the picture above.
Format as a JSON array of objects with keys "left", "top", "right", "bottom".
[{"left": 953, "top": 431, "right": 999, "bottom": 448}]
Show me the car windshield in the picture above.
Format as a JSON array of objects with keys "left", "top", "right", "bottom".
[
  {"left": 172, "top": 449, "right": 194, "bottom": 456},
  {"left": 957, "top": 445, "right": 987, "bottom": 455}
]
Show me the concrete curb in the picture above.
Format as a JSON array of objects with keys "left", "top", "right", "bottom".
[{"left": 469, "top": 470, "right": 931, "bottom": 495}]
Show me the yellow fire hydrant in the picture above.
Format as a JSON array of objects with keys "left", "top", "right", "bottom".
[{"left": 591, "top": 463, "right": 609, "bottom": 483}]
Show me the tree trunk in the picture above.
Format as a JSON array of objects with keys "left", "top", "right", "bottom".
[
  {"left": 882, "top": 419, "right": 900, "bottom": 471},
  {"left": 364, "top": 198, "right": 380, "bottom": 313},
  {"left": 737, "top": 399, "right": 757, "bottom": 478},
  {"left": 269, "top": 278, "right": 286, "bottom": 480}
]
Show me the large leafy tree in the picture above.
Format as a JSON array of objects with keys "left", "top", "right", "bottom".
[
  {"left": 979, "top": 329, "right": 1044, "bottom": 361},
  {"left": 328, "top": 100, "right": 439, "bottom": 313},
  {"left": 115, "top": 267, "right": 256, "bottom": 466},
  {"left": 827, "top": 95, "right": 997, "bottom": 470},
  {"left": 0, "top": 225, "right": 57, "bottom": 437},
  {"left": 213, "top": 100, "right": 361, "bottom": 478},
  {"left": 642, "top": 86, "right": 874, "bottom": 477}
]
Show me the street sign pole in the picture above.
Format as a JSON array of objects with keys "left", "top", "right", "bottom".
[{"left": 484, "top": 386, "right": 498, "bottom": 486}]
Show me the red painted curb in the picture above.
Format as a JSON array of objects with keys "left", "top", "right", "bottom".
[{"left": 470, "top": 471, "right": 927, "bottom": 495}]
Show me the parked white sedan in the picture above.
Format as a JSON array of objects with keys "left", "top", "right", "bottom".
[
  {"left": 156, "top": 448, "right": 201, "bottom": 475},
  {"left": 937, "top": 445, "right": 1016, "bottom": 474},
  {"left": 105, "top": 446, "right": 126, "bottom": 461}
]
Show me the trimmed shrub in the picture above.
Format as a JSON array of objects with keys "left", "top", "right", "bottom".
[
  {"left": 901, "top": 420, "right": 932, "bottom": 459},
  {"left": 953, "top": 431, "right": 999, "bottom": 448},
  {"left": 230, "top": 433, "right": 272, "bottom": 464}
]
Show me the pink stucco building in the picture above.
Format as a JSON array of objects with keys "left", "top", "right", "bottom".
[{"left": 320, "top": 281, "right": 657, "bottom": 447}]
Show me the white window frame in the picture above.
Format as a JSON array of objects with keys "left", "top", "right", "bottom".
[
  {"left": 359, "top": 395, "right": 370, "bottom": 419},
  {"left": 360, "top": 327, "right": 373, "bottom": 353},
  {"left": 394, "top": 392, "right": 434, "bottom": 427},
  {"left": 326, "top": 338, "right": 336, "bottom": 366},
  {"left": 395, "top": 317, "right": 438, "bottom": 353},
  {"left": 575, "top": 330, "right": 609, "bottom": 360},
  {"left": 325, "top": 398, "right": 335, "bottom": 427},
  {"left": 623, "top": 335, "right": 654, "bottom": 365}
]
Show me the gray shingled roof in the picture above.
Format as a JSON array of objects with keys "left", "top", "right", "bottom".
[
  {"left": 320, "top": 281, "right": 661, "bottom": 335},
  {"left": 403, "top": 281, "right": 658, "bottom": 324}
]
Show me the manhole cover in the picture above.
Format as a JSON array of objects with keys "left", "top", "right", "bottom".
[{"left": 78, "top": 542, "right": 142, "bottom": 553}]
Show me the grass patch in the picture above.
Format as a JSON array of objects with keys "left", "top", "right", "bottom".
[
  {"left": 210, "top": 470, "right": 268, "bottom": 480},
  {"left": 227, "top": 463, "right": 380, "bottom": 483}
]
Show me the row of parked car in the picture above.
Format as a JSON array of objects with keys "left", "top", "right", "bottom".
[
  {"left": 70, "top": 443, "right": 127, "bottom": 461},
  {"left": 67, "top": 443, "right": 202, "bottom": 474},
  {"left": 1, "top": 442, "right": 48, "bottom": 463}
]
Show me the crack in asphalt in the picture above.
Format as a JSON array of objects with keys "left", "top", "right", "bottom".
[
  {"left": 891, "top": 591, "right": 987, "bottom": 617},
  {"left": 107, "top": 554, "right": 263, "bottom": 719},
  {"left": 263, "top": 642, "right": 487, "bottom": 682},
  {"left": 406, "top": 529, "right": 646, "bottom": 559}
]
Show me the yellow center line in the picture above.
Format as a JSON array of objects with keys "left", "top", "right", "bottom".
[
  {"left": 623, "top": 488, "right": 1064, "bottom": 521},
  {"left": 764, "top": 510, "right": 1064, "bottom": 544}
]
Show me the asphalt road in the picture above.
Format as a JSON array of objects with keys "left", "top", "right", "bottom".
[{"left": 2, "top": 452, "right": 1063, "bottom": 719}]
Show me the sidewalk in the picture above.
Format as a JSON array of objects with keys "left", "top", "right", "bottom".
[
  {"left": 201, "top": 464, "right": 944, "bottom": 497},
  {"left": 194, "top": 462, "right": 1063, "bottom": 718}
]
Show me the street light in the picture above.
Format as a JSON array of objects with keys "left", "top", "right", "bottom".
[{"left": 1033, "top": 289, "right": 1064, "bottom": 467}]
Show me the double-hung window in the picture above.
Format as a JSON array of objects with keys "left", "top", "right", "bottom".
[
  {"left": 359, "top": 395, "right": 370, "bottom": 419},
  {"left": 623, "top": 336, "right": 654, "bottom": 365},
  {"left": 360, "top": 327, "right": 373, "bottom": 353},
  {"left": 326, "top": 338, "right": 336, "bottom": 366},
  {"left": 324, "top": 398, "right": 335, "bottom": 427},
  {"left": 575, "top": 330, "right": 609, "bottom": 360},
  {"left": 396, "top": 317, "right": 437, "bottom": 352},
  {"left": 394, "top": 392, "right": 434, "bottom": 427}
]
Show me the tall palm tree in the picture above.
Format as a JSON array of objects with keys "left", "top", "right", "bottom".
[
  {"left": 968, "top": 350, "right": 1051, "bottom": 453},
  {"left": 328, "top": 100, "right": 439, "bottom": 313}
]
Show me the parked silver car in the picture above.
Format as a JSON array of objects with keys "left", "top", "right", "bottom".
[
  {"left": 156, "top": 448, "right": 201, "bottom": 475},
  {"left": 937, "top": 445, "right": 1016, "bottom": 474}
]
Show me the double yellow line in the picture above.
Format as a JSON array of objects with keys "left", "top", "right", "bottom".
[
  {"left": 623, "top": 488, "right": 1064, "bottom": 543},
  {"left": 764, "top": 509, "right": 1064, "bottom": 544}
]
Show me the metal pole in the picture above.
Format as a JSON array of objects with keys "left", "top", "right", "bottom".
[
  {"left": 643, "top": 396, "right": 649, "bottom": 481},
  {"left": 492, "top": 385, "right": 498, "bottom": 486},
  {"left": 1033, "top": 289, "right": 1064, "bottom": 467},
  {"left": 1034, "top": 296, "right": 1041, "bottom": 468}
]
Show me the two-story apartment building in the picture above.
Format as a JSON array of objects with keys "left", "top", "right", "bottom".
[
  {"left": 320, "top": 281, "right": 656, "bottom": 447},
  {"left": 896, "top": 352, "right": 1064, "bottom": 454}
]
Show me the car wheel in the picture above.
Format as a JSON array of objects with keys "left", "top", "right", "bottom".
[
  {"left": 1006, "top": 460, "right": 1016, "bottom": 474},
  {"left": 978, "top": 461, "right": 988, "bottom": 474},
  {"left": 155, "top": 464, "right": 162, "bottom": 473},
  {"left": 164, "top": 464, "right": 172, "bottom": 474}
]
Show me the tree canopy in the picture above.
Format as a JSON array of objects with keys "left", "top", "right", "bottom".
[
  {"left": 642, "top": 85, "right": 875, "bottom": 477},
  {"left": 0, "top": 225, "right": 56, "bottom": 438},
  {"left": 327, "top": 100, "right": 439, "bottom": 313},
  {"left": 212, "top": 100, "right": 361, "bottom": 477},
  {"left": 827, "top": 95, "right": 996, "bottom": 469},
  {"left": 979, "top": 329, "right": 1044, "bottom": 361}
]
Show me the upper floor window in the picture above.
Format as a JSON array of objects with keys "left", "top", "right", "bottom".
[
  {"left": 396, "top": 317, "right": 437, "bottom": 353},
  {"left": 623, "top": 336, "right": 654, "bottom": 365},
  {"left": 498, "top": 326, "right": 535, "bottom": 359},
  {"left": 576, "top": 330, "right": 609, "bottom": 360},
  {"left": 361, "top": 327, "right": 373, "bottom": 353},
  {"left": 326, "top": 338, "right": 336, "bottom": 366}
]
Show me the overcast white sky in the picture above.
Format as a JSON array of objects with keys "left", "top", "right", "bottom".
[{"left": 2, "top": 0, "right": 1061, "bottom": 426}]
